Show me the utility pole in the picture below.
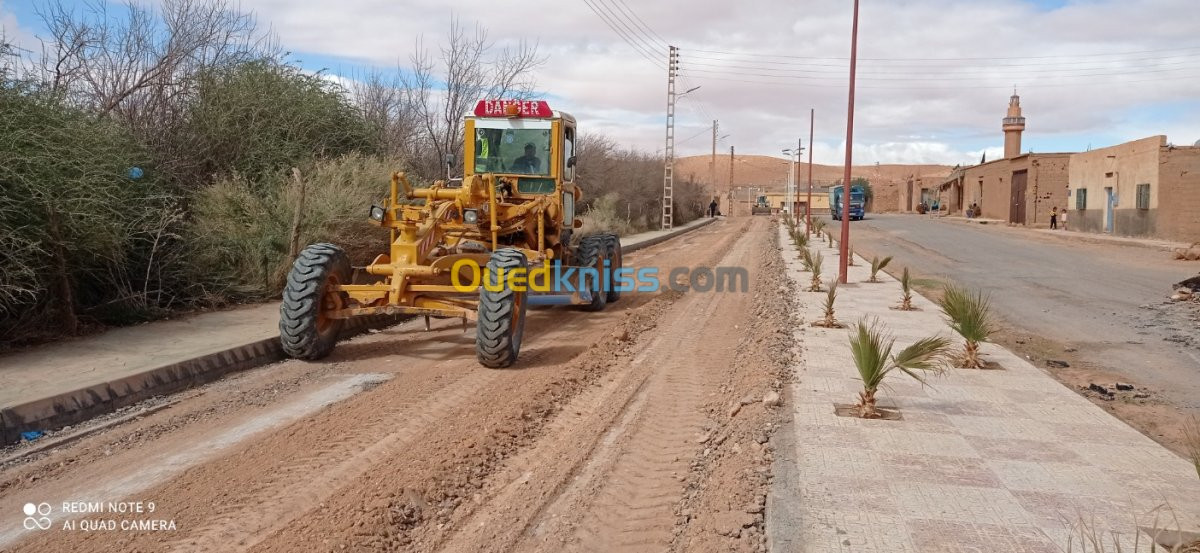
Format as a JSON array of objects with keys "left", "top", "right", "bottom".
[
  {"left": 807, "top": 108, "right": 814, "bottom": 234},
  {"left": 710, "top": 120, "right": 718, "bottom": 196},
  {"left": 662, "top": 45, "right": 679, "bottom": 230},
  {"left": 729, "top": 146, "right": 735, "bottom": 205},
  {"left": 796, "top": 138, "right": 804, "bottom": 216},
  {"left": 839, "top": 0, "right": 860, "bottom": 284}
]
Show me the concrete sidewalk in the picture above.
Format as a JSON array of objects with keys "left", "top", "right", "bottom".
[
  {"left": 768, "top": 223, "right": 1200, "bottom": 552},
  {"left": 0, "top": 216, "right": 717, "bottom": 444}
]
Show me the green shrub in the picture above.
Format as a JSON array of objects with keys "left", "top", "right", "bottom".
[
  {"left": 177, "top": 60, "right": 377, "bottom": 187},
  {"left": 0, "top": 84, "right": 183, "bottom": 345}
]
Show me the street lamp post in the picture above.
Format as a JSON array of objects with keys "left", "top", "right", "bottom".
[{"left": 838, "top": 0, "right": 860, "bottom": 284}]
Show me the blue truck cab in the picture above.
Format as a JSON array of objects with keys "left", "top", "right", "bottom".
[{"left": 830, "top": 184, "right": 866, "bottom": 221}]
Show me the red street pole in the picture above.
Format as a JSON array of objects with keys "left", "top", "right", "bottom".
[
  {"left": 838, "top": 0, "right": 859, "bottom": 284},
  {"left": 806, "top": 108, "right": 814, "bottom": 235}
]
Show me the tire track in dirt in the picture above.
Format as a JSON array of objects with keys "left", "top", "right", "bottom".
[
  {"left": 168, "top": 319, "right": 591, "bottom": 552},
  {"left": 559, "top": 228, "right": 754, "bottom": 553},
  {"left": 423, "top": 219, "right": 761, "bottom": 553}
]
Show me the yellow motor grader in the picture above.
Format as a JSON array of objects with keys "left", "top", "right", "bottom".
[{"left": 280, "top": 100, "right": 622, "bottom": 368}]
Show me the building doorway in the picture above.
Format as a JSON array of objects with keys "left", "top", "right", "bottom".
[
  {"left": 1104, "top": 186, "right": 1115, "bottom": 233},
  {"left": 1010, "top": 170, "right": 1028, "bottom": 225}
]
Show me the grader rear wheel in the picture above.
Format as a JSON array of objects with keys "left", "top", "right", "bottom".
[
  {"left": 476, "top": 248, "right": 529, "bottom": 368},
  {"left": 577, "top": 235, "right": 608, "bottom": 312},
  {"left": 603, "top": 234, "right": 622, "bottom": 304},
  {"left": 280, "top": 243, "right": 351, "bottom": 360}
]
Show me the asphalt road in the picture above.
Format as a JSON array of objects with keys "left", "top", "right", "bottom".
[{"left": 838, "top": 214, "right": 1200, "bottom": 411}]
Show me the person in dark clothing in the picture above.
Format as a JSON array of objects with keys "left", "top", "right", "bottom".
[
  {"left": 1050, "top": 206, "right": 1059, "bottom": 229},
  {"left": 512, "top": 143, "right": 541, "bottom": 174},
  {"left": 708, "top": 199, "right": 718, "bottom": 217}
]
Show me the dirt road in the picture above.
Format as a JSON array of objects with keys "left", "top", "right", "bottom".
[
  {"left": 0, "top": 217, "right": 794, "bottom": 553},
  {"left": 842, "top": 214, "right": 1200, "bottom": 453}
]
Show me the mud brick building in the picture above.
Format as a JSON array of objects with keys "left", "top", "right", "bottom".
[
  {"left": 936, "top": 93, "right": 1070, "bottom": 225},
  {"left": 1067, "top": 135, "right": 1200, "bottom": 241}
]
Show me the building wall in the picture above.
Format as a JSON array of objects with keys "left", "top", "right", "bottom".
[
  {"left": 1026, "top": 155, "right": 1070, "bottom": 226},
  {"left": 1156, "top": 145, "right": 1200, "bottom": 242},
  {"left": 1068, "top": 136, "right": 1165, "bottom": 237},
  {"left": 962, "top": 159, "right": 1017, "bottom": 221}
]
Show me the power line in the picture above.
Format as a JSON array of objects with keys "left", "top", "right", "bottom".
[
  {"left": 585, "top": 0, "right": 662, "bottom": 66},
  {"left": 684, "top": 45, "right": 1200, "bottom": 62},
  {"left": 681, "top": 64, "right": 1200, "bottom": 82},
  {"left": 580, "top": 0, "right": 664, "bottom": 68},
  {"left": 680, "top": 50, "right": 1200, "bottom": 69},
  {"left": 679, "top": 57, "right": 1200, "bottom": 76},
  {"left": 678, "top": 70, "right": 1200, "bottom": 90},
  {"left": 606, "top": 0, "right": 668, "bottom": 50}
]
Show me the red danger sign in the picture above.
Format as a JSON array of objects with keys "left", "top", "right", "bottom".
[{"left": 474, "top": 100, "right": 553, "bottom": 118}]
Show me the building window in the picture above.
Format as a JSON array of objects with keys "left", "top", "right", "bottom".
[
  {"left": 1136, "top": 184, "right": 1150, "bottom": 210},
  {"left": 1076, "top": 188, "right": 1088, "bottom": 210}
]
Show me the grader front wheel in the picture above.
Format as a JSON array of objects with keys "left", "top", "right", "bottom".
[
  {"left": 280, "top": 243, "right": 350, "bottom": 360},
  {"left": 476, "top": 248, "right": 529, "bottom": 368}
]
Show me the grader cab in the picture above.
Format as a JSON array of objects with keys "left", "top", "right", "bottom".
[{"left": 279, "top": 99, "right": 622, "bottom": 368}]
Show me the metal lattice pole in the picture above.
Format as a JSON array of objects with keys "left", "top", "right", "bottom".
[{"left": 662, "top": 45, "right": 679, "bottom": 230}]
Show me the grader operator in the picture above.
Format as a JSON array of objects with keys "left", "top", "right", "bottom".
[{"left": 279, "top": 99, "right": 622, "bottom": 368}]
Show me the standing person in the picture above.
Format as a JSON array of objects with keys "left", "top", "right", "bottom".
[
  {"left": 708, "top": 199, "right": 718, "bottom": 218},
  {"left": 1050, "top": 206, "right": 1059, "bottom": 230},
  {"left": 1061, "top": 207, "right": 1068, "bottom": 230}
]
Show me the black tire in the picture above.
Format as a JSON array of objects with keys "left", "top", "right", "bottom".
[
  {"left": 476, "top": 248, "right": 529, "bottom": 368},
  {"left": 603, "top": 234, "right": 622, "bottom": 303},
  {"left": 280, "top": 243, "right": 351, "bottom": 360},
  {"left": 577, "top": 235, "right": 608, "bottom": 312}
]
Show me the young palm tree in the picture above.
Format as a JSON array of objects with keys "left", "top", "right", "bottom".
[
  {"left": 869, "top": 256, "right": 893, "bottom": 283},
  {"left": 792, "top": 229, "right": 809, "bottom": 249},
  {"left": 850, "top": 319, "right": 951, "bottom": 418},
  {"left": 813, "top": 281, "right": 840, "bottom": 327},
  {"left": 897, "top": 267, "right": 916, "bottom": 310},
  {"left": 937, "top": 284, "right": 995, "bottom": 369},
  {"left": 811, "top": 218, "right": 825, "bottom": 236},
  {"left": 799, "top": 246, "right": 814, "bottom": 272},
  {"left": 848, "top": 248, "right": 857, "bottom": 266},
  {"left": 1185, "top": 415, "right": 1200, "bottom": 480},
  {"left": 809, "top": 250, "right": 824, "bottom": 292}
]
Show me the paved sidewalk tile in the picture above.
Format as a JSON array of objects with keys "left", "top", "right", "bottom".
[{"left": 771, "top": 223, "right": 1200, "bottom": 552}]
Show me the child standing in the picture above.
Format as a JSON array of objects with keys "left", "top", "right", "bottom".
[
  {"left": 1050, "top": 206, "right": 1059, "bottom": 229},
  {"left": 1061, "top": 207, "right": 1068, "bottom": 230}
]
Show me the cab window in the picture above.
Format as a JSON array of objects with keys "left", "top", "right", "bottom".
[{"left": 563, "top": 127, "right": 575, "bottom": 182}]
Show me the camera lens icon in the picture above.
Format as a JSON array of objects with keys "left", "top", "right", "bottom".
[{"left": 22, "top": 503, "right": 52, "bottom": 530}]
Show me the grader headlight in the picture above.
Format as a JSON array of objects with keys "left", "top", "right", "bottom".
[
  {"left": 462, "top": 209, "right": 479, "bottom": 224},
  {"left": 369, "top": 204, "right": 386, "bottom": 222}
]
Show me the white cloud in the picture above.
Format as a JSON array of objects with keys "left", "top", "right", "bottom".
[{"left": 73, "top": 0, "right": 1200, "bottom": 164}]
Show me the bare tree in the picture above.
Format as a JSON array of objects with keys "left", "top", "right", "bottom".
[
  {"left": 349, "top": 70, "right": 418, "bottom": 160},
  {"left": 402, "top": 16, "right": 545, "bottom": 179},
  {"left": 31, "top": 0, "right": 275, "bottom": 147}
]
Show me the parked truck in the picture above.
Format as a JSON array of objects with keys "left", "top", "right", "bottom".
[{"left": 829, "top": 184, "right": 866, "bottom": 221}]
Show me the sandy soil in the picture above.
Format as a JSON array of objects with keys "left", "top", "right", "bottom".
[{"left": 0, "top": 216, "right": 794, "bottom": 553}]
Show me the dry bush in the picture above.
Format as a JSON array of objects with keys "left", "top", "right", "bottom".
[{"left": 186, "top": 154, "right": 396, "bottom": 300}]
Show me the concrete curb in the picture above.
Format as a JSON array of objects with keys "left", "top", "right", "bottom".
[
  {"left": 0, "top": 315, "right": 399, "bottom": 446},
  {"left": 621, "top": 216, "right": 717, "bottom": 254},
  {"left": 0, "top": 217, "right": 719, "bottom": 446}
]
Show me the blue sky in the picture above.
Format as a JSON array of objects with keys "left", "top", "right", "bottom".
[{"left": 4, "top": 0, "right": 1199, "bottom": 165}]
